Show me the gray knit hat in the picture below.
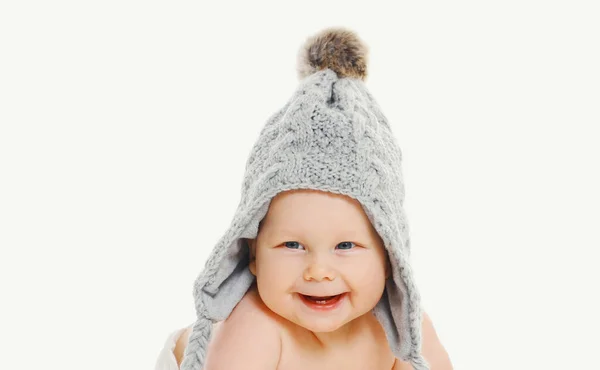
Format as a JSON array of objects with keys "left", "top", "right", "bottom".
[{"left": 181, "top": 27, "right": 429, "bottom": 370}]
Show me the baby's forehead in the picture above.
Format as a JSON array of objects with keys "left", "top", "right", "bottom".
[
  {"left": 260, "top": 210, "right": 381, "bottom": 242},
  {"left": 266, "top": 190, "right": 367, "bottom": 218},
  {"left": 262, "top": 205, "right": 372, "bottom": 228},
  {"left": 255, "top": 189, "right": 384, "bottom": 239}
]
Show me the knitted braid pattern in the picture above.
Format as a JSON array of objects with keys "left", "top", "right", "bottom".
[
  {"left": 181, "top": 68, "right": 428, "bottom": 369},
  {"left": 179, "top": 313, "right": 213, "bottom": 370},
  {"left": 410, "top": 354, "right": 432, "bottom": 370}
]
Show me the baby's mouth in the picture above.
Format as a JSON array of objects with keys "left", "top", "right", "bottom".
[{"left": 299, "top": 293, "right": 346, "bottom": 306}]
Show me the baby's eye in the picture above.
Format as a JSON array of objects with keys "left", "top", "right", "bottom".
[
  {"left": 284, "top": 241, "right": 304, "bottom": 250},
  {"left": 336, "top": 241, "right": 356, "bottom": 250}
]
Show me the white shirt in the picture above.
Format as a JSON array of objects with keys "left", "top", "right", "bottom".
[{"left": 154, "top": 327, "right": 188, "bottom": 370}]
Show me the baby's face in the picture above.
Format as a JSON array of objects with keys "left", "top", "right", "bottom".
[{"left": 248, "top": 189, "right": 389, "bottom": 333}]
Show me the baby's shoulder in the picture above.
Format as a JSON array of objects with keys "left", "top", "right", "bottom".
[
  {"left": 177, "top": 288, "right": 283, "bottom": 369},
  {"left": 206, "top": 288, "right": 283, "bottom": 368},
  {"left": 217, "top": 284, "right": 291, "bottom": 338}
]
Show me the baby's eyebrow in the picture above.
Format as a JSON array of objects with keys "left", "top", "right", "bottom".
[{"left": 264, "top": 228, "right": 374, "bottom": 243}]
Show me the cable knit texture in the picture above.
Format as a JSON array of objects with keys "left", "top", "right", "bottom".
[{"left": 181, "top": 27, "right": 430, "bottom": 370}]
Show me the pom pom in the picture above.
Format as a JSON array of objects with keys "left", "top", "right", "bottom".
[{"left": 297, "top": 27, "right": 369, "bottom": 81}]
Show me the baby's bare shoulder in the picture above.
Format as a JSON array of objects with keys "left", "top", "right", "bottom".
[
  {"left": 202, "top": 288, "right": 282, "bottom": 369},
  {"left": 420, "top": 311, "right": 453, "bottom": 370},
  {"left": 174, "top": 289, "right": 283, "bottom": 369}
]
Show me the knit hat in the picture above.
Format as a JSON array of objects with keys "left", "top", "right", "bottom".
[{"left": 181, "top": 27, "right": 429, "bottom": 370}]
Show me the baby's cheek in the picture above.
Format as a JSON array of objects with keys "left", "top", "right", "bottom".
[
  {"left": 259, "top": 254, "right": 301, "bottom": 275},
  {"left": 256, "top": 256, "right": 301, "bottom": 291},
  {"left": 344, "top": 259, "right": 387, "bottom": 289},
  {"left": 255, "top": 260, "right": 300, "bottom": 316}
]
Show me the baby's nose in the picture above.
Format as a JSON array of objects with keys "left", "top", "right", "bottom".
[{"left": 303, "top": 260, "right": 337, "bottom": 282}]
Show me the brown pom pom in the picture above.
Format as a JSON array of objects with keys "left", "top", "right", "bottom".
[{"left": 297, "top": 27, "right": 369, "bottom": 81}]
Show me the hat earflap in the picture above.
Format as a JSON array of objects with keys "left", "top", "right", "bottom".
[{"left": 180, "top": 313, "right": 213, "bottom": 370}]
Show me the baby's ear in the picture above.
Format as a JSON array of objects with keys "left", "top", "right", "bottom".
[
  {"left": 385, "top": 257, "right": 392, "bottom": 279},
  {"left": 246, "top": 239, "right": 257, "bottom": 276}
]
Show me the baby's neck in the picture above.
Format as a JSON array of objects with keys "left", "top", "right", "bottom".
[
  {"left": 279, "top": 308, "right": 380, "bottom": 352},
  {"left": 308, "top": 314, "right": 372, "bottom": 349}
]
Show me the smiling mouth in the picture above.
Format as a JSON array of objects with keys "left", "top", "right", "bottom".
[{"left": 298, "top": 293, "right": 346, "bottom": 308}]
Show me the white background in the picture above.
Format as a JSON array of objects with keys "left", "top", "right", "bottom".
[{"left": 1, "top": 1, "right": 599, "bottom": 369}]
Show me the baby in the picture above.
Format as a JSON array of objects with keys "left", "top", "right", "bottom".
[
  {"left": 173, "top": 190, "right": 453, "bottom": 370},
  {"left": 159, "top": 27, "right": 453, "bottom": 370}
]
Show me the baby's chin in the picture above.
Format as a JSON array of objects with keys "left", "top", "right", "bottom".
[
  {"left": 281, "top": 299, "right": 365, "bottom": 333},
  {"left": 266, "top": 304, "right": 354, "bottom": 333}
]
